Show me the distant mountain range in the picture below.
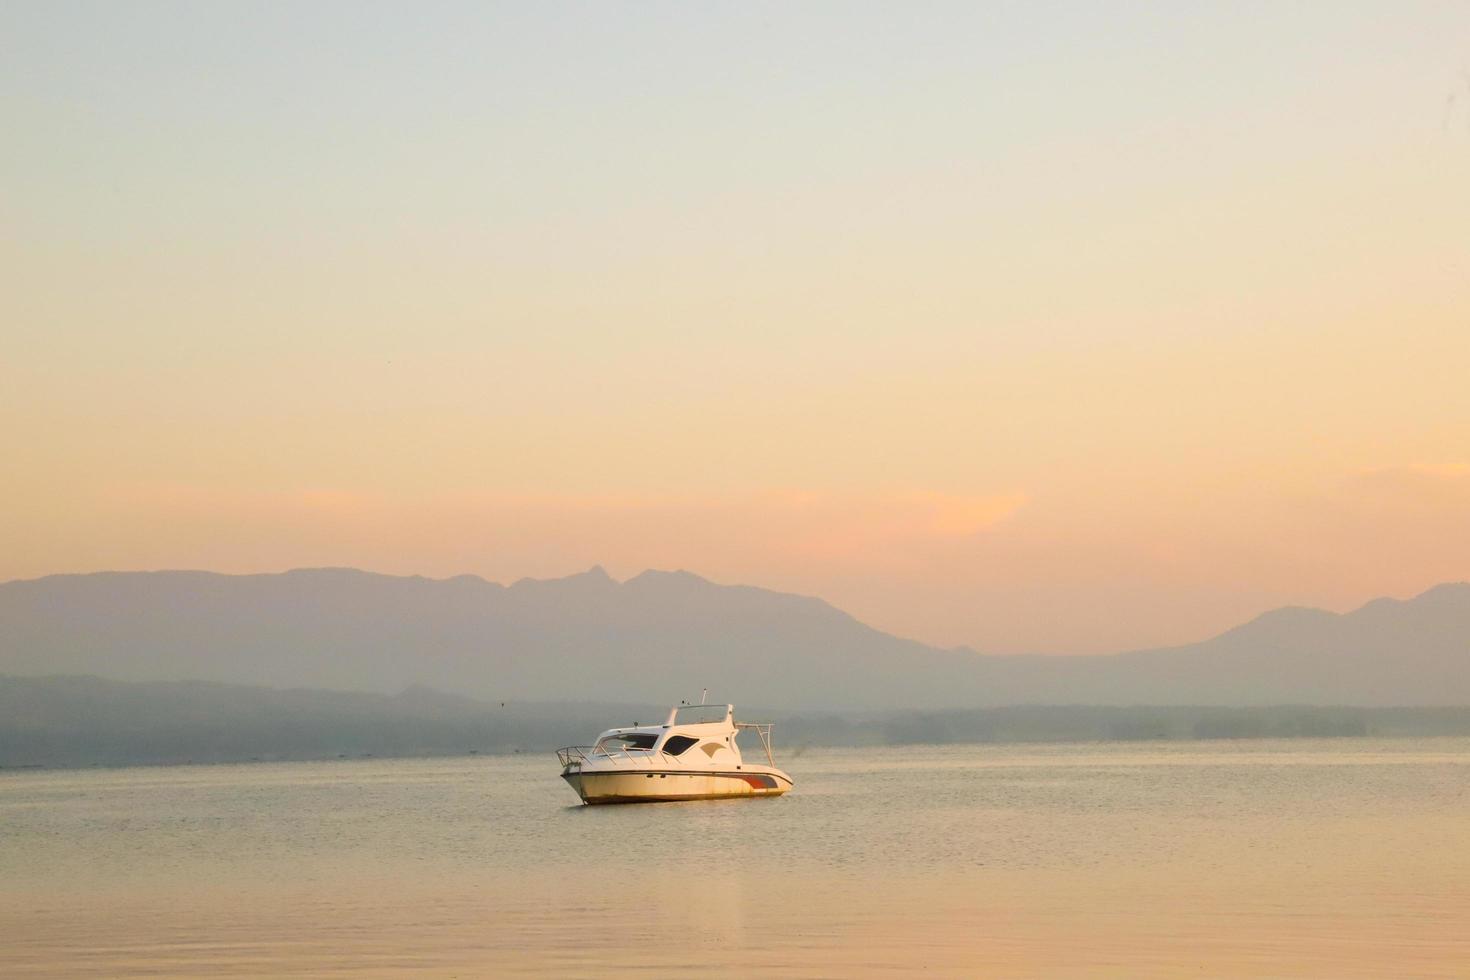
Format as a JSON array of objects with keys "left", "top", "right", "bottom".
[{"left": 2, "top": 567, "right": 1468, "bottom": 709}]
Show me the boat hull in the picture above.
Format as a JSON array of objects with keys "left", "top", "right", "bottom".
[{"left": 563, "top": 768, "right": 791, "bottom": 805}]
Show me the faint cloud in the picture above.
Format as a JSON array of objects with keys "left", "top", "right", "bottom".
[
  {"left": 99, "top": 482, "right": 1026, "bottom": 566},
  {"left": 906, "top": 490, "right": 1029, "bottom": 537},
  {"left": 1404, "top": 462, "right": 1470, "bottom": 479}
]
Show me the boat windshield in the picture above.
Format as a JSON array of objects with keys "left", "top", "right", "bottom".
[
  {"left": 596, "top": 733, "right": 657, "bottom": 753},
  {"left": 672, "top": 705, "right": 729, "bottom": 725}
]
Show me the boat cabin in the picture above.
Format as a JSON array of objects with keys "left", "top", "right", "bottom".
[{"left": 589, "top": 703, "right": 775, "bottom": 767}]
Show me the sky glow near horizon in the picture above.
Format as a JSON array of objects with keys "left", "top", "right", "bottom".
[{"left": 3, "top": 1, "right": 1469, "bottom": 653}]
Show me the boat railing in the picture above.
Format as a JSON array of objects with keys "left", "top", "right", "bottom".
[
  {"left": 556, "top": 744, "right": 666, "bottom": 770},
  {"left": 734, "top": 722, "right": 776, "bottom": 767},
  {"left": 555, "top": 745, "right": 596, "bottom": 769}
]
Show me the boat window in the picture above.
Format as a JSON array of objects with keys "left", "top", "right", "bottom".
[
  {"left": 700, "top": 743, "right": 721, "bottom": 758},
  {"left": 662, "top": 735, "right": 699, "bottom": 756},
  {"left": 598, "top": 733, "right": 657, "bottom": 752},
  {"left": 672, "top": 705, "right": 728, "bottom": 726}
]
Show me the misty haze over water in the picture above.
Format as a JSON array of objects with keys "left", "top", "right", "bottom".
[
  {"left": 5, "top": 566, "right": 1469, "bottom": 770},
  {"left": 5, "top": 673, "right": 1470, "bottom": 770}
]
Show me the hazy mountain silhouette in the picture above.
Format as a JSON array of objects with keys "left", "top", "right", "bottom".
[{"left": 1, "top": 568, "right": 1467, "bottom": 709}]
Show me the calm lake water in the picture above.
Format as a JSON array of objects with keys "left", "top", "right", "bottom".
[{"left": 3, "top": 739, "right": 1468, "bottom": 977}]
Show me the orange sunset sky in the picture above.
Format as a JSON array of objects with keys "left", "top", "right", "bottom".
[{"left": 3, "top": 2, "right": 1468, "bottom": 653}]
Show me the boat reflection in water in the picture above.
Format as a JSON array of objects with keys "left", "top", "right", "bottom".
[{"left": 556, "top": 701, "right": 792, "bottom": 805}]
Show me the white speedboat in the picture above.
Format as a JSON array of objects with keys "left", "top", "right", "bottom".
[{"left": 556, "top": 702, "right": 793, "bottom": 805}]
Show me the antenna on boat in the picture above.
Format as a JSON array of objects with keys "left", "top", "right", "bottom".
[{"left": 700, "top": 688, "right": 708, "bottom": 705}]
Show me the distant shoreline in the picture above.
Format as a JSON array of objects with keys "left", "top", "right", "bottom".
[
  {"left": 4, "top": 674, "right": 1469, "bottom": 772},
  {"left": 6, "top": 728, "right": 1470, "bottom": 775}
]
